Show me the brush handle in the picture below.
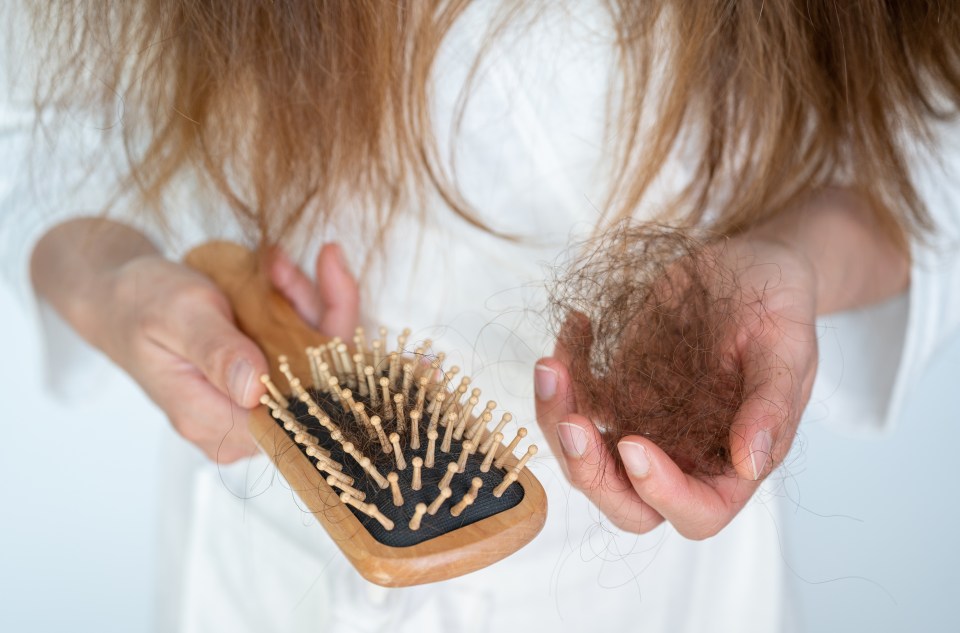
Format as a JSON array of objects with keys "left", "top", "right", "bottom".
[{"left": 184, "top": 241, "right": 325, "bottom": 386}]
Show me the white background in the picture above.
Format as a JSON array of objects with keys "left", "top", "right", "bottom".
[{"left": 1, "top": 280, "right": 957, "bottom": 632}]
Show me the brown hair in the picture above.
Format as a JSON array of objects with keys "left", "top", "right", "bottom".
[
  {"left": 30, "top": 1, "right": 960, "bottom": 248},
  {"left": 549, "top": 224, "right": 746, "bottom": 476}
]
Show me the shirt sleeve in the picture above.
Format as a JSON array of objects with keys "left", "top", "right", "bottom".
[
  {"left": 0, "top": 4, "right": 159, "bottom": 397},
  {"left": 807, "top": 116, "right": 960, "bottom": 434},
  {"left": 886, "top": 117, "right": 960, "bottom": 428}
]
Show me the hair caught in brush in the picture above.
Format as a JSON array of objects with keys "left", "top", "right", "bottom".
[{"left": 549, "top": 223, "right": 753, "bottom": 478}]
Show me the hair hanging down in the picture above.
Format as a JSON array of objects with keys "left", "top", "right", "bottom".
[{"left": 32, "top": 1, "right": 960, "bottom": 248}]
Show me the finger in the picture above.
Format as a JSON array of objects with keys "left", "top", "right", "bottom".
[
  {"left": 557, "top": 416, "right": 665, "bottom": 533},
  {"left": 728, "top": 318, "right": 811, "bottom": 481},
  {"left": 152, "top": 289, "right": 268, "bottom": 409},
  {"left": 269, "top": 248, "right": 322, "bottom": 327},
  {"left": 533, "top": 357, "right": 576, "bottom": 448},
  {"left": 144, "top": 351, "right": 259, "bottom": 463},
  {"left": 314, "top": 242, "right": 360, "bottom": 340},
  {"left": 534, "top": 357, "right": 663, "bottom": 533},
  {"left": 617, "top": 435, "right": 756, "bottom": 539}
]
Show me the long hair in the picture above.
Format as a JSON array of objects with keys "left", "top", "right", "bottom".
[{"left": 31, "top": 1, "right": 960, "bottom": 249}]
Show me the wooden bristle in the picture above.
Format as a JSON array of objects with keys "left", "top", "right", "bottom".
[
  {"left": 414, "top": 377, "right": 428, "bottom": 416},
  {"left": 453, "top": 395, "right": 479, "bottom": 440},
  {"left": 341, "top": 493, "right": 394, "bottom": 531},
  {"left": 260, "top": 375, "right": 289, "bottom": 408},
  {"left": 329, "top": 338, "right": 344, "bottom": 376},
  {"left": 425, "top": 430, "right": 438, "bottom": 468},
  {"left": 354, "top": 327, "right": 367, "bottom": 355},
  {"left": 451, "top": 477, "right": 483, "bottom": 517},
  {"left": 394, "top": 393, "right": 406, "bottom": 434},
  {"left": 379, "top": 377, "right": 393, "bottom": 420},
  {"left": 511, "top": 445, "right": 538, "bottom": 475},
  {"left": 353, "top": 353, "right": 367, "bottom": 396},
  {"left": 387, "top": 472, "right": 404, "bottom": 506},
  {"left": 440, "top": 410, "right": 456, "bottom": 453},
  {"left": 427, "top": 487, "right": 452, "bottom": 516},
  {"left": 354, "top": 403, "right": 376, "bottom": 439},
  {"left": 465, "top": 411, "right": 492, "bottom": 444},
  {"left": 411, "top": 457, "right": 423, "bottom": 490},
  {"left": 480, "top": 413, "right": 513, "bottom": 455},
  {"left": 259, "top": 393, "right": 282, "bottom": 413},
  {"left": 359, "top": 456, "right": 390, "bottom": 489},
  {"left": 495, "top": 427, "right": 528, "bottom": 469},
  {"left": 365, "top": 366, "right": 379, "bottom": 407},
  {"left": 438, "top": 462, "right": 458, "bottom": 490},
  {"left": 372, "top": 340, "right": 383, "bottom": 372},
  {"left": 340, "top": 389, "right": 357, "bottom": 413},
  {"left": 388, "top": 352, "right": 400, "bottom": 387},
  {"left": 480, "top": 433, "right": 502, "bottom": 472},
  {"left": 328, "top": 475, "right": 366, "bottom": 501},
  {"left": 409, "top": 503, "right": 427, "bottom": 530},
  {"left": 429, "top": 392, "right": 445, "bottom": 432},
  {"left": 492, "top": 471, "right": 518, "bottom": 498},
  {"left": 327, "top": 376, "right": 341, "bottom": 402},
  {"left": 337, "top": 343, "right": 354, "bottom": 385},
  {"left": 409, "top": 410, "right": 422, "bottom": 450},
  {"left": 402, "top": 363, "right": 414, "bottom": 397},
  {"left": 370, "top": 415, "right": 391, "bottom": 453},
  {"left": 456, "top": 441, "right": 474, "bottom": 473},
  {"left": 389, "top": 432, "right": 406, "bottom": 470}
]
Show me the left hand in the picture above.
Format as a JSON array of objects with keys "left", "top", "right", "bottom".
[{"left": 534, "top": 237, "right": 819, "bottom": 539}]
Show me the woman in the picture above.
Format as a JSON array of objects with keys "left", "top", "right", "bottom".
[{"left": 5, "top": 1, "right": 960, "bottom": 631}]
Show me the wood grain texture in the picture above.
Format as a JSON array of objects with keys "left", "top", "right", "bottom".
[{"left": 185, "top": 241, "right": 547, "bottom": 587}]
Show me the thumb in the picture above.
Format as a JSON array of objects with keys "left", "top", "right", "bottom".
[
  {"left": 727, "top": 343, "right": 797, "bottom": 481},
  {"left": 163, "top": 291, "right": 269, "bottom": 409},
  {"left": 315, "top": 242, "right": 360, "bottom": 340}
]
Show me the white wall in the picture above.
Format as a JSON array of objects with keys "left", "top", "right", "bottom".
[
  {"left": 781, "top": 330, "right": 960, "bottom": 631},
  {"left": 0, "top": 284, "right": 163, "bottom": 633}
]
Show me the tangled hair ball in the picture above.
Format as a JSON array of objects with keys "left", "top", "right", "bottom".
[{"left": 548, "top": 224, "right": 748, "bottom": 477}]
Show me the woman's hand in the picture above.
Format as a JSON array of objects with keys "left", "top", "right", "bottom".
[
  {"left": 32, "top": 219, "right": 359, "bottom": 462},
  {"left": 535, "top": 237, "right": 818, "bottom": 538},
  {"left": 534, "top": 190, "right": 908, "bottom": 538}
]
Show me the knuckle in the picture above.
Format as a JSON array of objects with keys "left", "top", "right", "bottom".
[
  {"left": 567, "top": 465, "right": 602, "bottom": 491},
  {"left": 610, "top": 515, "right": 653, "bottom": 534},
  {"left": 200, "top": 339, "right": 238, "bottom": 379},
  {"left": 170, "top": 283, "right": 228, "bottom": 315},
  {"left": 677, "top": 521, "right": 723, "bottom": 541},
  {"left": 171, "top": 415, "right": 208, "bottom": 446},
  {"left": 215, "top": 446, "right": 253, "bottom": 464}
]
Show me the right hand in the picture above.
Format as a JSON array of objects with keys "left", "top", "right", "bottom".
[{"left": 84, "top": 243, "right": 359, "bottom": 462}]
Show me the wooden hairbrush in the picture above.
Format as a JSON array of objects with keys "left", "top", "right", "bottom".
[{"left": 185, "top": 242, "right": 547, "bottom": 587}]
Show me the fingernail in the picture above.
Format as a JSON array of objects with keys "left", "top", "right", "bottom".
[
  {"left": 618, "top": 442, "right": 650, "bottom": 478},
  {"left": 557, "top": 422, "right": 588, "bottom": 458},
  {"left": 228, "top": 359, "right": 255, "bottom": 406},
  {"left": 535, "top": 364, "right": 558, "bottom": 401},
  {"left": 749, "top": 429, "right": 772, "bottom": 480}
]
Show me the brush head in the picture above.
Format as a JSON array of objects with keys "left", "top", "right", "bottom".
[{"left": 258, "top": 326, "right": 544, "bottom": 574}]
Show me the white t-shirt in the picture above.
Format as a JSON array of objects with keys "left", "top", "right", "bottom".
[{"left": 3, "top": 4, "right": 959, "bottom": 632}]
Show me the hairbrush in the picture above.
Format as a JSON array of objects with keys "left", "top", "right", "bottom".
[{"left": 185, "top": 242, "right": 546, "bottom": 587}]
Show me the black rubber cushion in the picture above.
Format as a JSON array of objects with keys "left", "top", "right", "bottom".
[{"left": 284, "top": 390, "right": 524, "bottom": 548}]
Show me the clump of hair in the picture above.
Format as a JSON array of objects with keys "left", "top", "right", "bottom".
[{"left": 548, "top": 223, "right": 746, "bottom": 477}]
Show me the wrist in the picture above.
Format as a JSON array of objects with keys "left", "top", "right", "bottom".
[
  {"left": 31, "top": 218, "right": 160, "bottom": 349},
  {"left": 747, "top": 189, "right": 909, "bottom": 315}
]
